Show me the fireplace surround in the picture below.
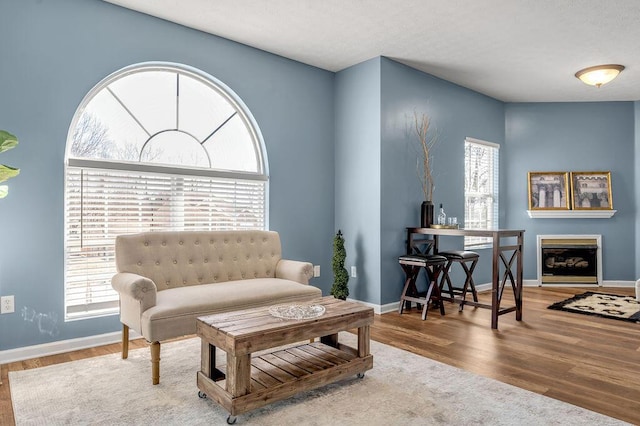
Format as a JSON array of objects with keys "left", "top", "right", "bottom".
[{"left": 536, "top": 235, "right": 602, "bottom": 285}]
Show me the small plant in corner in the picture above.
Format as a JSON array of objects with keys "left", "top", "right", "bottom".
[
  {"left": 0, "top": 130, "right": 20, "bottom": 198},
  {"left": 330, "top": 230, "right": 349, "bottom": 300}
]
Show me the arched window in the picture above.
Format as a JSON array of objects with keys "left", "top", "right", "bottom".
[{"left": 64, "top": 63, "right": 268, "bottom": 320}]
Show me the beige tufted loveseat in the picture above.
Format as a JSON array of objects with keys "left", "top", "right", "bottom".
[{"left": 111, "top": 230, "right": 321, "bottom": 384}]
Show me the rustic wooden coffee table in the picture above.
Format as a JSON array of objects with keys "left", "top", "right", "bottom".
[{"left": 196, "top": 296, "right": 374, "bottom": 424}]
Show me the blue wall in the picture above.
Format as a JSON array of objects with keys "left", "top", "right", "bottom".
[
  {"left": 505, "top": 102, "right": 635, "bottom": 280},
  {"left": 2, "top": 0, "right": 639, "bottom": 355},
  {"left": 0, "top": 0, "right": 335, "bottom": 351},
  {"left": 334, "top": 58, "right": 382, "bottom": 304},
  {"left": 635, "top": 102, "right": 640, "bottom": 279},
  {"left": 379, "top": 58, "right": 505, "bottom": 304}
]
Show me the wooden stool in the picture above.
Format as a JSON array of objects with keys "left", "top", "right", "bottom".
[
  {"left": 398, "top": 254, "right": 448, "bottom": 320},
  {"left": 439, "top": 250, "right": 479, "bottom": 311}
]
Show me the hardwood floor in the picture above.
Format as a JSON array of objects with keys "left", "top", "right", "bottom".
[
  {"left": 1, "top": 287, "right": 638, "bottom": 425},
  {"left": 371, "top": 286, "right": 640, "bottom": 425}
]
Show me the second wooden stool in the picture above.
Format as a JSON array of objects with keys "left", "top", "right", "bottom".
[{"left": 438, "top": 250, "right": 479, "bottom": 311}]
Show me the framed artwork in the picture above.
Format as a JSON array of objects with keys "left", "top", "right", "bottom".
[
  {"left": 527, "top": 171, "right": 570, "bottom": 210},
  {"left": 570, "top": 171, "right": 613, "bottom": 210}
]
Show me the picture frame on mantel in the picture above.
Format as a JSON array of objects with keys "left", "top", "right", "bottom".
[
  {"left": 527, "top": 171, "right": 570, "bottom": 210},
  {"left": 570, "top": 171, "right": 613, "bottom": 210}
]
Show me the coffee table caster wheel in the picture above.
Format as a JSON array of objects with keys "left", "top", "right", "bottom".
[
  {"left": 357, "top": 372, "right": 365, "bottom": 379},
  {"left": 198, "top": 391, "right": 207, "bottom": 399},
  {"left": 227, "top": 415, "right": 237, "bottom": 424}
]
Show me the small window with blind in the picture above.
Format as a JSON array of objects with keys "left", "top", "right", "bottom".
[
  {"left": 464, "top": 137, "right": 499, "bottom": 249},
  {"left": 64, "top": 63, "right": 268, "bottom": 320}
]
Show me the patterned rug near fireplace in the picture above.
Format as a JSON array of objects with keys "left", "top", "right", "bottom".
[{"left": 548, "top": 292, "right": 640, "bottom": 323}]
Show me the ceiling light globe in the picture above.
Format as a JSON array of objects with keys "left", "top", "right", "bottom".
[{"left": 575, "top": 64, "right": 625, "bottom": 88}]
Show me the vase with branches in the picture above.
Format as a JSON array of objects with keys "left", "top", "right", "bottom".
[{"left": 413, "top": 112, "right": 437, "bottom": 227}]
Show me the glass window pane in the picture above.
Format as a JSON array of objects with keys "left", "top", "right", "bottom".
[
  {"left": 464, "top": 139, "right": 499, "bottom": 248},
  {"left": 109, "top": 70, "right": 177, "bottom": 136},
  {"left": 205, "top": 114, "right": 258, "bottom": 172},
  {"left": 71, "top": 90, "right": 147, "bottom": 161},
  {"left": 141, "top": 130, "right": 209, "bottom": 168},
  {"left": 178, "top": 75, "right": 236, "bottom": 141}
]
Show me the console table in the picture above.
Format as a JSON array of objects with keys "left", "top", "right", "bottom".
[{"left": 405, "top": 227, "right": 524, "bottom": 329}]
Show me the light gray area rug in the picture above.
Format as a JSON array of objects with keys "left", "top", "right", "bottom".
[{"left": 10, "top": 333, "right": 627, "bottom": 425}]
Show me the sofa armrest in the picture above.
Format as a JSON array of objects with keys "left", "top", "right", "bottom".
[
  {"left": 275, "top": 259, "right": 314, "bottom": 285},
  {"left": 111, "top": 272, "right": 157, "bottom": 312}
]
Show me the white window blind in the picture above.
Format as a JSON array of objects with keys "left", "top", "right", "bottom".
[
  {"left": 64, "top": 166, "right": 265, "bottom": 319},
  {"left": 464, "top": 137, "right": 499, "bottom": 248}
]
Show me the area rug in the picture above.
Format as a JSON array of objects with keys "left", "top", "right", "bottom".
[
  {"left": 10, "top": 334, "right": 627, "bottom": 425},
  {"left": 548, "top": 292, "right": 640, "bottom": 323}
]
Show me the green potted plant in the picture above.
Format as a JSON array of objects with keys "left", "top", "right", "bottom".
[
  {"left": 0, "top": 130, "right": 19, "bottom": 198},
  {"left": 330, "top": 230, "right": 349, "bottom": 300}
]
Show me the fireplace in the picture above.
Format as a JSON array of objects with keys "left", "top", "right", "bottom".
[{"left": 537, "top": 235, "right": 602, "bottom": 285}]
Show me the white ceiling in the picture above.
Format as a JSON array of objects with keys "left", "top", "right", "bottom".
[{"left": 103, "top": 0, "right": 640, "bottom": 102}]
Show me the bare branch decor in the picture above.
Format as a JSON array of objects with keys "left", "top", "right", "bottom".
[{"left": 414, "top": 112, "right": 437, "bottom": 202}]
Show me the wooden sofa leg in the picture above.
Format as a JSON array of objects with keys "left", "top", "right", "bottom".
[
  {"left": 151, "top": 341, "right": 161, "bottom": 385},
  {"left": 122, "top": 324, "right": 129, "bottom": 359}
]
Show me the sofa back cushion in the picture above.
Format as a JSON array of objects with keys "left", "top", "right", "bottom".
[{"left": 115, "top": 230, "right": 282, "bottom": 291}]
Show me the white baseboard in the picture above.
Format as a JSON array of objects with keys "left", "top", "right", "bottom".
[
  {"left": 0, "top": 330, "right": 141, "bottom": 364},
  {"left": 602, "top": 280, "right": 636, "bottom": 287},
  {"left": 346, "top": 298, "right": 399, "bottom": 315}
]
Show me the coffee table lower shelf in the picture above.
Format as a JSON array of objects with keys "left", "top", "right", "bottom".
[{"left": 197, "top": 341, "right": 373, "bottom": 417}]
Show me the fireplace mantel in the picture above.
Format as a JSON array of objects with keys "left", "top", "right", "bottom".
[{"left": 527, "top": 210, "right": 616, "bottom": 219}]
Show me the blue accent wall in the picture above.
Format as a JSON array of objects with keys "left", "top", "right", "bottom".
[
  {"left": 379, "top": 58, "right": 505, "bottom": 304},
  {"left": 0, "top": 0, "right": 335, "bottom": 351},
  {"left": 635, "top": 102, "right": 640, "bottom": 279},
  {"left": 504, "top": 102, "right": 635, "bottom": 281},
  {"left": 334, "top": 58, "right": 382, "bottom": 304}
]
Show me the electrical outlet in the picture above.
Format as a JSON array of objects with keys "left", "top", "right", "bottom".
[
  {"left": 313, "top": 265, "right": 320, "bottom": 277},
  {"left": 351, "top": 266, "right": 357, "bottom": 278},
  {"left": 1, "top": 295, "right": 15, "bottom": 314}
]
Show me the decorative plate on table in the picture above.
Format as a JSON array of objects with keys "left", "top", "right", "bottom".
[{"left": 269, "top": 304, "right": 326, "bottom": 320}]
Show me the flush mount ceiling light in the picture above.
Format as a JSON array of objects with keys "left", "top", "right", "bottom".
[{"left": 575, "top": 64, "right": 625, "bottom": 88}]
